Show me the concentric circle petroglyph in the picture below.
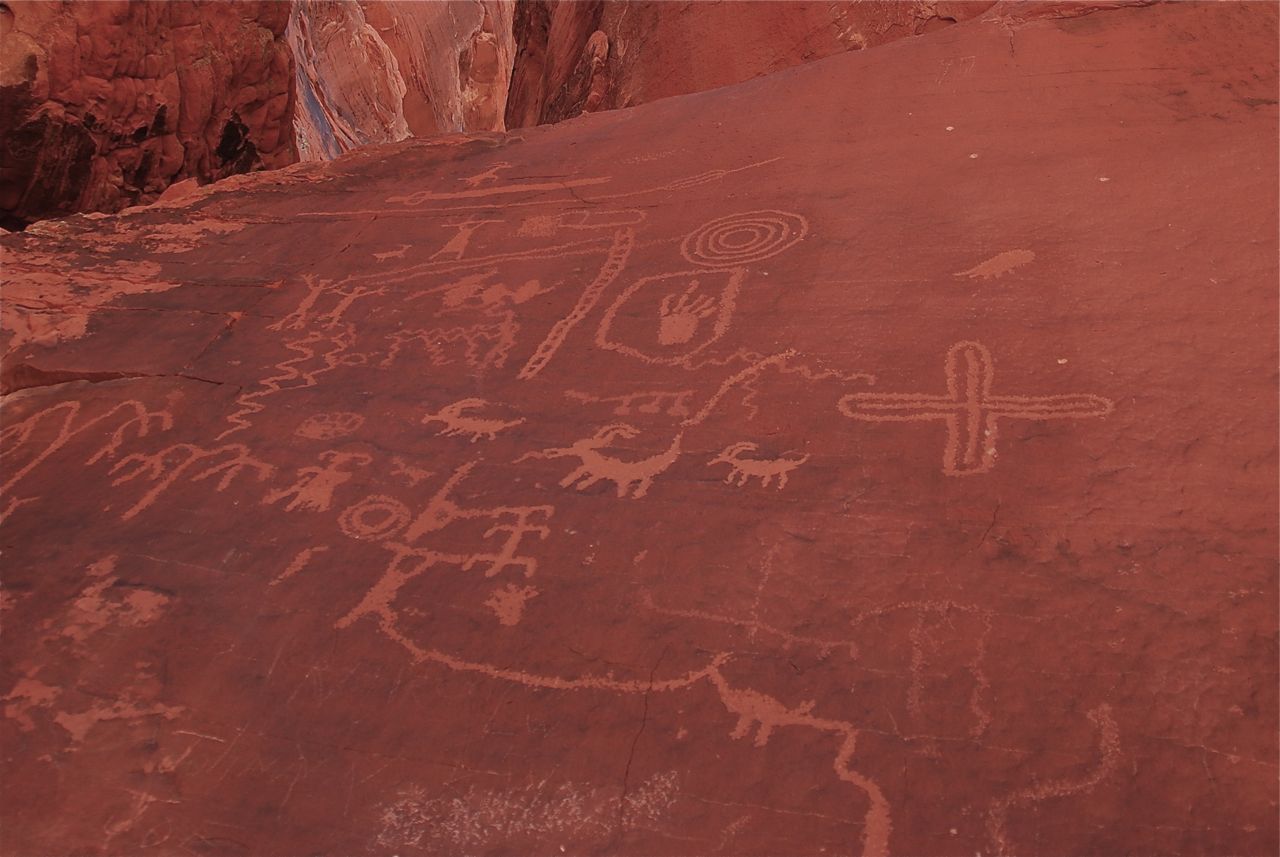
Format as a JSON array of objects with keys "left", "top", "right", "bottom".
[
  {"left": 680, "top": 210, "right": 809, "bottom": 267},
  {"left": 339, "top": 495, "right": 410, "bottom": 541}
]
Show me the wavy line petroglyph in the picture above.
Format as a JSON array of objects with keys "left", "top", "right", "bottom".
[
  {"left": 421, "top": 398, "right": 525, "bottom": 443},
  {"left": 839, "top": 341, "right": 1114, "bottom": 475},
  {"left": 986, "top": 704, "right": 1120, "bottom": 856},
  {"left": 220, "top": 324, "right": 366, "bottom": 440}
]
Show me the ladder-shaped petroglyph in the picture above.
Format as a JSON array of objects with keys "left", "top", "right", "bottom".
[
  {"left": 708, "top": 442, "right": 810, "bottom": 490},
  {"left": 518, "top": 228, "right": 635, "bottom": 380},
  {"left": 838, "top": 341, "right": 1114, "bottom": 475},
  {"left": 263, "top": 450, "right": 371, "bottom": 513},
  {"left": 421, "top": 398, "right": 525, "bottom": 443},
  {"left": 109, "top": 443, "right": 274, "bottom": 521}
]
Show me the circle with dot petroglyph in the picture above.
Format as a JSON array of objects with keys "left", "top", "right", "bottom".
[
  {"left": 296, "top": 411, "right": 365, "bottom": 441},
  {"left": 339, "top": 495, "right": 410, "bottom": 541},
  {"left": 680, "top": 211, "right": 809, "bottom": 268}
]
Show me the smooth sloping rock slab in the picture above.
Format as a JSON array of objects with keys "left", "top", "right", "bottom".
[{"left": 2, "top": 4, "right": 1276, "bottom": 855}]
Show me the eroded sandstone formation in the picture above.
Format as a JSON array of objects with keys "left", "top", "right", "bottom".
[
  {"left": 2, "top": 3, "right": 1276, "bottom": 855},
  {"left": 0, "top": 0, "right": 296, "bottom": 227},
  {"left": 504, "top": 0, "right": 997, "bottom": 128},
  {"left": 289, "top": 0, "right": 514, "bottom": 160}
]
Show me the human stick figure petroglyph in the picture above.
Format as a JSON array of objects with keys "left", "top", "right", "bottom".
[
  {"left": 263, "top": 450, "right": 371, "bottom": 513},
  {"left": 1, "top": 399, "right": 172, "bottom": 498},
  {"left": 109, "top": 443, "right": 274, "bottom": 521},
  {"left": 339, "top": 461, "right": 553, "bottom": 578},
  {"left": 431, "top": 214, "right": 503, "bottom": 261},
  {"left": 518, "top": 228, "right": 635, "bottom": 380},
  {"left": 838, "top": 341, "right": 1113, "bottom": 475},
  {"left": 708, "top": 442, "right": 810, "bottom": 489},
  {"left": 421, "top": 398, "right": 525, "bottom": 443}
]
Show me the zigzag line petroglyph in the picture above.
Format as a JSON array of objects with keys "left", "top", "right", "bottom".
[
  {"left": 986, "top": 704, "right": 1120, "bottom": 857},
  {"left": 839, "top": 341, "right": 1113, "bottom": 475},
  {"left": 1, "top": 400, "right": 173, "bottom": 497},
  {"left": 381, "top": 317, "right": 517, "bottom": 373},
  {"left": 219, "top": 325, "right": 363, "bottom": 440},
  {"left": 519, "top": 228, "right": 636, "bottom": 380}
]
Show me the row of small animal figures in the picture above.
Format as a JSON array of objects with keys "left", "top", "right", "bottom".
[{"left": 424, "top": 398, "right": 808, "bottom": 497}]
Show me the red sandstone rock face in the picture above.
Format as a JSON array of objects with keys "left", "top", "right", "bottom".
[
  {"left": 2, "top": 3, "right": 1278, "bottom": 856},
  {"left": 289, "top": 1, "right": 515, "bottom": 160},
  {"left": 504, "top": 0, "right": 996, "bottom": 128},
  {"left": 0, "top": 0, "right": 296, "bottom": 227}
]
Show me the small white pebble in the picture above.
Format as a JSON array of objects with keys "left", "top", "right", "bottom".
[
  {"left": 1057, "top": 358, "right": 1068, "bottom": 365},
  {"left": 1099, "top": 176, "right": 1110, "bottom": 182},
  {"left": 969, "top": 153, "right": 978, "bottom": 159},
  {"left": 946, "top": 125, "right": 955, "bottom": 131}
]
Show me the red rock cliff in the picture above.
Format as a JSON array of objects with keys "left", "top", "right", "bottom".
[
  {"left": 0, "top": 0, "right": 296, "bottom": 227},
  {"left": 504, "top": 0, "right": 995, "bottom": 128}
]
